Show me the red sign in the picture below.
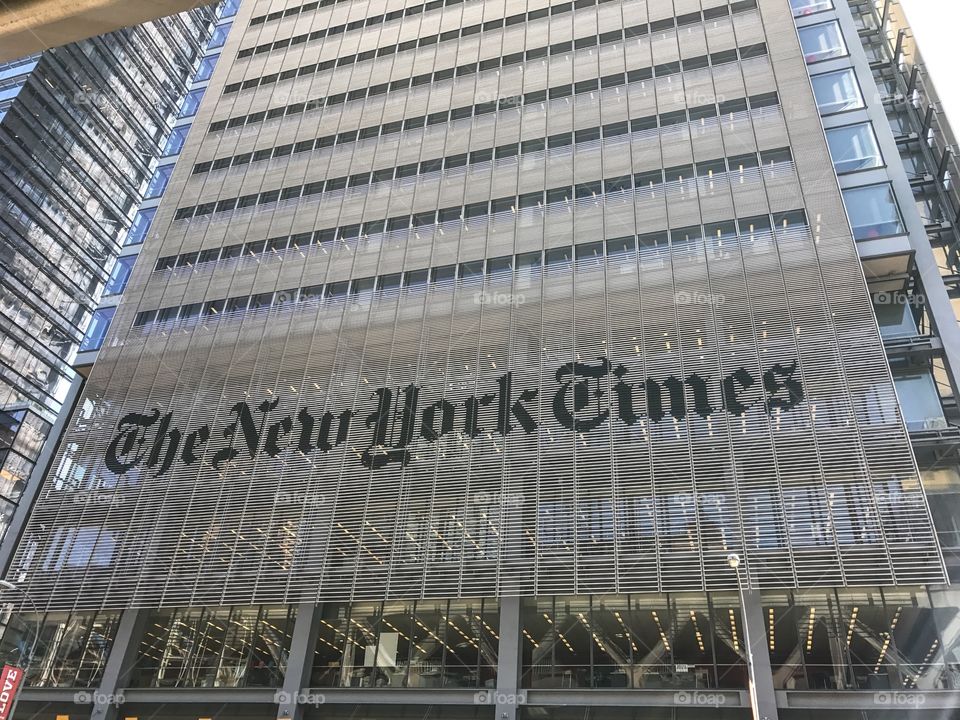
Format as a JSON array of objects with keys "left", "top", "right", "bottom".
[{"left": 0, "top": 665, "right": 24, "bottom": 720}]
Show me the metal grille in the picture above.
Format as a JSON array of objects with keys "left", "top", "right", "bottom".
[
  {"left": 11, "top": 221, "right": 945, "bottom": 610},
  {"left": 6, "top": 0, "right": 947, "bottom": 610}
]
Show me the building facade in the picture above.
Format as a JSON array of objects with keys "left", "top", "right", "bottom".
[
  {"left": 6, "top": 0, "right": 960, "bottom": 718},
  {"left": 0, "top": 5, "right": 219, "bottom": 554}
]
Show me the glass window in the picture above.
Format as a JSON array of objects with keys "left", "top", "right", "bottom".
[
  {"left": 104, "top": 256, "right": 136, "bottom": 296},
  {"left": 161, "top": 125, "right": 189, "bottom": 156},
  {"left": 80, "top": 308, "right": 116, "bottom": 352},
  {"left": 811, "top": 69, "right": 863, "bottom": 114},
  {"left": 798, "top": 21, "right": 847, "bottom": 63},
  {"left": 195, "top": 54, "right": 219, "bottom": 82},
  {"left": 132, "top": 606, "right": 294, "bottom": 688},
  {"left": 923, "top": 468, "right": 960, "bottom": 549},
  {"left": 1, "top": 610, "right": 122, "bottom": 687},
  {"left": 178, "top": 88, "right": 205, "bottom": 118},
  {"left": 520, "top": 593, "right": 748, "bottom": 690},
  {"left": 219, "top": 0, "right": 240, "bottom": 16},
  {"left": 144, "top": 165, "right": 173, "bottom": 199},
  {"left": 208, "top": 22, "right": 232, "bottom": 49},
  {"left": 790, "top": 0, "right": 833, "bottom": 16},
  {"left": 873, "top": 293, "right": 918, "bottom": 338},
  {"left": 310, "top": 599, "right": 496, "bottom": 689},
  {"left": 826, "top": 123, "right": 883, "bottom": 173},
  {"left": 124, "top": 208, "right": 156, "bottom": 245},
  {"left": 892, "top": 363, "right": 946, "bottom": 430},
  {"left": 842, "top": 183, "right": 904, "bottom": 239}
]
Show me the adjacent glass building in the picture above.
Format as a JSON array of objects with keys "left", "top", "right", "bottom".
[
  {"left": 6, "top": 0, "right": 960, "bottom": 718},
  {"left": 0, "top": 5, "right": 219, "bottom": 552}
]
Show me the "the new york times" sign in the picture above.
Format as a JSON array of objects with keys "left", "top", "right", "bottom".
[{"left": 105, "top": 358, "right": 804, "bottom": 476}]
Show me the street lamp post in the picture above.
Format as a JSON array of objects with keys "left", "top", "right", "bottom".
[
  {"left": 0, "top": 580, "right": 41, "bottom": 720},
  {"left": 727, "top": 553, "right": 762, "bottom": 720}
]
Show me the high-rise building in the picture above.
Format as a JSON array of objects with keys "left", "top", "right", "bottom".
[
  {"left": 0, "top": 4, "right": 220, "bottom": 554},
  {"left": 6, "top": 0, "right": 960, "bottom": 719}
]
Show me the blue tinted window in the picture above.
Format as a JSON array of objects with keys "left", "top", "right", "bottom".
[
  {"left": 219, "top": 0, "right": 240, "bottom": 17},
  {"left": 162, "top": 125, "right": 189, "bottom": 156},
  {"left": 145, "top": 166, "right": 173, "bottom": 199},
  {"left": 125, "top": 208, "right": 156, "bottom": 245},
  {"left": 209, "top": 22, "right": 232, "bottom": 49},
  {"left": 80, "top": 307, "right": 116, "bottom": 352},
  {"left": 104, "top": 256, "right": 136, "bottom": 295},
  {"left": 178, "top": 88, "right": 205, "bottom": 118},
  {"left": 195, "top": 54, "right": 219, "bottom": 82}
]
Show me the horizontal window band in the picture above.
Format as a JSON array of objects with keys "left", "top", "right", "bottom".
[
  {"left": 212, "top": 46, "right": 768, "bottom": 139},
  {"left": 193, "top": 92, "right": 780, "bottom": 183},
  {"left": 171, "top": 133, "right": 793, "bottom": 243},
  {"left": 137, "top": 209, "right": 807, "bottom": 330},
  {"left": 239, "top": 0, "right": 756, "bottom": 68},
  {"left": 164, "top": 155, "right": 797, "bottom": 277},
  {"left": 176, "top": 138, "right": 790, "bottom": 228},
  {"left": 214, "top": 10, "right": 763, "bottom": 129},
  {"left": 246, "top": 0, "right": 487, "bottom": 54},
  {"left": 176, "top": 143, "right": 791, "bottom": 230},
  {"left": 248, "top": 0, "right": 474, "bottom": 27},
  {"left": 206, "top": 38, "right": 771, "bottom": 146}
]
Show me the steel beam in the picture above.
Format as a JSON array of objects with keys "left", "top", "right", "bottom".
[
  {"left": 493, "top": 596, "right": 523, "bottom": 720},
  {"left": 276, "top": 603, "right": 322, "bottom": 720},
  {"left": 90, "top": 609, "right": 149, "bottom": 720},
  {"left": 741, "top": 589, "right": 780, "bottom": 720}
]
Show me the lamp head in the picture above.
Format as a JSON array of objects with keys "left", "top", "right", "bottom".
[{"left": 726, "top": 553, "right": 741, "bottom": 569}]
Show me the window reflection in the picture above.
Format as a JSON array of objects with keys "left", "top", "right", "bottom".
[
  {"left": 219, "top": 0, "right": 240, "bottom": 17},
  {"left": 0, "top": 611, "right": 121, "bottom": 687},
  {"left": 124, "top": 207, "right": 156, "bottom": 245},
  {"left": 812, "top": 69, "right": 864, "bottom": 115},
  {"left": 144, "top": 165, "right": 173, "bottom": 199},
  {"left": 521, "top": 594, "right": 748, "bottom": 689},
  {"left": 826, "top": 123, "right": 883, "bottom": 173},
  {"left": 798, "top": 22, "right": 847, "bottom": 63},
  {"left": 891, "top": 360, "right": 947, "bottom": 430},
  {"left": 872, "top": 293, "right": 918, "bottom": 338},
  {"left": 790, "top": 0, "right": 833, "bottom": 15},
  {"left": 104, "top": 255, "right": 136, "bottom": 296},
  {"left": 923, "top": 467, "right": 960, "bottom": 550},
  {"left": 79, "top": 307, "right": 115, "bottom": 352},
  {"left": 208, "top": 22, "right": 232, "bottom": 49},
  {"left": 195, "top": 53, "right": 219, "bottom": 82},
  {"left": 841, "top": 183, "right": 904, "bottom": 239},
  {"left": 133, "top": 605, "right": 294, "bottom": 687},
  {"left": 161, "top": 124, "right": 189, "bottom": 156},
  {"left": 769, "top": 587, "right": 956, "bottom": 691},
  {"left": 178, "top": 87, "right": 205, "bottom": 118},
  {"left": 311, "top": 599, "right": 498, "bottom": 688}
]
